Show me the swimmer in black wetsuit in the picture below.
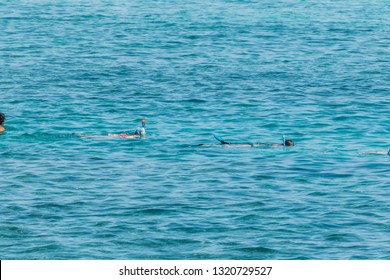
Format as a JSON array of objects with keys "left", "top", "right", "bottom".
[{"left": 198, "top": 134, "right": 294, "bottom": 147}]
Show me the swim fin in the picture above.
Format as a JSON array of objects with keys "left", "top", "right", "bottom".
[{"left": 213, "top": 134, "right": 230, "bottom": 144}]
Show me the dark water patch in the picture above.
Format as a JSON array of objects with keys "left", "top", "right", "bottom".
[
  {"left": 0, "top": 225, "right": 30, "bottom": 239},
  {"left": 325, "top": 233, "right": 363, "bottom": 242},
  {"left": 307, "top": 191, "right": 329, "bottom": 197},
  {"left": 133, "top": 208, "right": 179, "bottom": 216},
  {"left": 237, "top": 246, "right": 277, "bottom": 254}
]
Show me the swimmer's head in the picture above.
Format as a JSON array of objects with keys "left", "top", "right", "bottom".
[
  {"left": 142, "top": 119, "right": 146, "bottom": 125},
  {"left": 285, "top": 139, "right": 294, "bottom": 146},
  {"left": 0, "top": 112, "right": 5, "bottom": 125}
]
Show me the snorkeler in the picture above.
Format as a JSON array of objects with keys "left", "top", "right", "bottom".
[
  {"left": 108, "top": 119, "right": 146, "bottom": 138},
  {"left": 0, "top": 112, "right": 5, "bottom": 132},
  {"left": 75, "top": 119, "right": 146, "bottom": 139},
  {"left": 200, "top": 134, "right": 295, "bottom": 147}
]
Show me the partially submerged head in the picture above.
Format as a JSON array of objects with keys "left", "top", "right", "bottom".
[
  {"left": 285, "top": 139, "right": 294, "bottom": 146},
  {"left": 0, "top": 112, "right": 5, "bottom": 126}
]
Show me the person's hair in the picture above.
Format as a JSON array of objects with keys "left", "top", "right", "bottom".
[
  {"left": 0, "top": 112, "right": 5, "bottom": 125},
  {"left": 285, "top": 139, "right": 294, "bottom": 146}
]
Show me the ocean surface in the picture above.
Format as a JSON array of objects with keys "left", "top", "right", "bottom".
[{"left": 1, "top": 0, "right": 389, "bottom": 260}]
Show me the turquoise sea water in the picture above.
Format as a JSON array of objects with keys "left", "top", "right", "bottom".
[{"left": 1, "top": 0, "right": 389, "bottom": 259}]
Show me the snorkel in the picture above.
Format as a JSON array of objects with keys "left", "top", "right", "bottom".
[
  {"left": 388, "top": 149, "right": 390, "bottom": 156},
  {"left": 282, "top": 135, "right": 286, "bottom": 150}
]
